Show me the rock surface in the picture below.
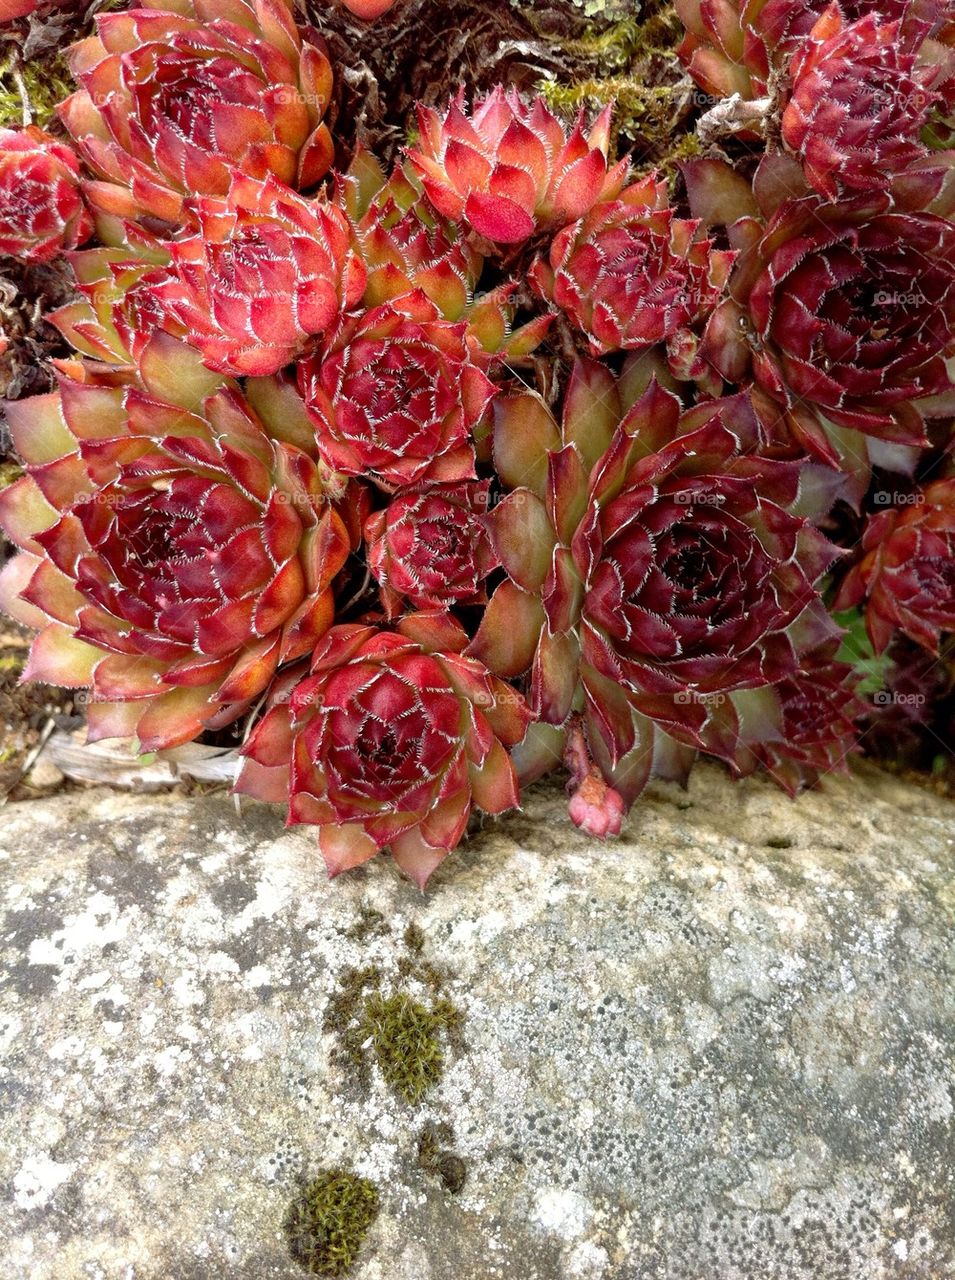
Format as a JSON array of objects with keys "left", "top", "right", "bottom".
[{"left": 0, "top": 761, "right": 953, "bottom": 1280}]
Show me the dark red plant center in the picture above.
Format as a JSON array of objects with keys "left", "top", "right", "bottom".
[
  {"left": 413, "top": 507, "right": 473, "bottom": 585},
  {"left": 333, "top": 346, "right": 452, "bottom": 465},
  {"left": 1, "top": 183, "right": 46, "bottom": 223},
  {"left": 911, "top": 555, "right": 955, "bottom": 599},
  {"left": 135, "top": 55, "right": 264, "bottom": 149},
  {"left": 595, "top": 501, "right": 778, "bottom": 664},
  {"left": 312, "top": 663, "right": 463, "bottom": 807}
]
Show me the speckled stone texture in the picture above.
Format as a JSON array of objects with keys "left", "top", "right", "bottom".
[{"left": 0, "top": 761, "right": 953, "bottom": 1280}]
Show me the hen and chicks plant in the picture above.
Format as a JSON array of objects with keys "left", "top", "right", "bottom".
[{"left": 0, "top": 0, "right": 953, "bottom": 886}]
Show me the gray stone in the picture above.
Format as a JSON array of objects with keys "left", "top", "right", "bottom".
[{"left": 0, "top": 761, "right": 953, "bottom": 1280}]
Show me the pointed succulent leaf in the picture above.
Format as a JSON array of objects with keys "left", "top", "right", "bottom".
[
  {"left": 492, "top": 391, "right": 561, "bottom": 499},
  {"left": 547, "top": 446, "right": 590, "bottom": 547},
  {"left": 532, "top": 628, "right": 580, "bottom": 725},
  {"left": 682, "top": 157, "right": 759, "bottom": 228},
  {"left": 560, "top": 359, "right": 621, "bottom": 472},
  {"left": 467, "top": 580, "right": 545, "bottom": 678},
  {"left": 510, "top": 721, "right": 567, "bottom": 786},
  {"left": 485, "top": 490, "right": 556, "bottom": 592}
]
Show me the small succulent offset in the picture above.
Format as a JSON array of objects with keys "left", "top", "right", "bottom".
[
  {"left": 0, "top": 126, "right": 92, "bottom": 262},
  {"left": 833, "top": 479, "right": 955, "bottom": 655},
  {"left": 0, "top": 0, "right": 953, "bottom": 887}
]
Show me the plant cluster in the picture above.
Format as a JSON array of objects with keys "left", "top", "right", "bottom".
[{"left": 0, "top": 0, "right": 953, "bottom": 885}]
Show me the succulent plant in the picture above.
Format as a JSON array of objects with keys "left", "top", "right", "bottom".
[
  {"left": 762, "top": 0, "right": 948, "bottom": 45},
  {"left": 341, "top": 153, "right": 482, "bottom": 321},
  {"left": 834, "top": 478, "right": 955, "bottom": 653},
  {"left": 59, "top": 0, "right": 334, "bottom": 227},
  {"left": 0, "top": 126, "right": 93, "bottom": 263},
  {"left": 2, "top": 25, "right": 953, "bottom": 885},
  {"left": 781, "top": 9, "right": 940, "bottom": 200},
  {"left": 298, "top": 291, "right": 494, "bottom": 489},
  {"left": 48, "top": 226, "right": 173, "bottom": 367},
  {"left": 529, "top": 174, "right": 734, "bottom": 357},
  {"left": 858, "top": 633, "right": 951, "bottom": 758},
  {"left": 152, "top": 173, "right": 366, "bottom": 377},
  {"left": 341, "top": 151, "right": 553, "bottom": 362},
  {"left": 0, "top": 336, "right": 351, "bottom": 751},
  {"left": 734, "top": 640, "right": 864, "bottom": 794},
  {"left": 686, "top": 156, "right": 955, "bottom": 469},
  {"left": 235, "top": 614, "right": 532, "bottom": 886},
  {"left": 473, "top": 360, "right": 840, "bottom": 806},
  {"left": 365, "top": 481, "right": 497, "bottom": 617},
  {"left": 406, "top": 87, "right": 628, "bottom": 247}
]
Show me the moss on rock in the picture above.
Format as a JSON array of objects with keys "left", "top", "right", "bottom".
[
  {"left": 283, "top": 1170, "right": 380, "bottom": 1278},
  {"left": 323, "top": 920, "right": 464, "bottom": 1104},
  {"left": 357, "top": 990, "right": 461, "bottom": 1104},
  {"left": 417, "top": 1121, "right": 467, "bottom": 1194}
]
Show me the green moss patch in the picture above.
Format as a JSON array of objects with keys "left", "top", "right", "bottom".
[
  {"left": 357, "top": 990, "right": 462, "bottom": 1105},
  {"left": 0, "top": 55, "right": 74, "bottom": 130},
  {"left": 537, "top": 3, "right": 695, "bottom": 175},
  {"left": 325, "top": 919, "right": 464, "bottom": 1104},
  {"left": 283, "top": 1170, "right": 380, "bottom": 1278},
  {"left": 341, "top": 905, "right": 387, "bottom": 942}
]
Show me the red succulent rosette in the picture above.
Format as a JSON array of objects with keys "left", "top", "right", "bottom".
[
  {"left": 859, "top": 634, "right": 950, "bottom": 757},
  {"left": 48, "top": 224, "right": 174, "bottom": 368},
  {"left": 574, "top": 389, "right": 839, "bottom": 725},
  {"left": 4, "top": 52, "right": 953, "bottom": 878},
  {"left": 530, "top": 175, "right": 734, "bottom": 357},
  {"left": 339, "top": 152, "right": 554, "bottom": 363},
  {"left": 365, "top": 481, "right": 496, "bottom": 616},
  {"left": 298, "top": 291, "right": 494, "bottom": 489},
  {"left": 406, "top": 88, "right": 628, "bottom": 247},
  {"left": 152, "top": 174, "right": 366, "bottom": 377},
  {"left": 690, "top": 169, "right": 955, "bottom": 453},
  {"left": 0, "top": 126, "right": 93, "bottom": 263},
  {"left": 781, "top": 7, "right": 940, "bottom": 200},
  {"left": 59, "top": 0, "right": 334, "bottom": 226},
  {"left": 735, "top": 641, "right": 864, "bottom": 794},
  {"left": 235, "top": 613, "right": 532, "bottom": 887},
  {"left": 741, "top": 203, "right": 955, "bottom": 440},
  {"left": 834, "top": 478, "right": 955, "bottom": 653},
  {"left": 0, "top": 336, "right": 351, "bottom": 751},
  {"left": 476, "top": 362, "right": 840, "bottom": 805},
  {"left": 341, "top": 154, "right": 482, "bottom": 320}
]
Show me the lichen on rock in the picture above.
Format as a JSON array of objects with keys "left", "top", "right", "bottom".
[{"left": 0, "top": 765, "right": 953, "bottom": 1277}]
